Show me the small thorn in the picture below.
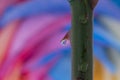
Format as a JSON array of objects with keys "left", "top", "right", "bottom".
[{"left": 60, "top": 31, "right": 70, "bottom": 46}]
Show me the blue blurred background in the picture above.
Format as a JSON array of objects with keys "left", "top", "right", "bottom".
[{"left": 0, "top": 0, "right": 120, "bottom": 80}]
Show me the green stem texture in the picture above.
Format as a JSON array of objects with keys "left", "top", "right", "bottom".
[{"left": 69, "top": 0, "right": 93, "bottom": 80}]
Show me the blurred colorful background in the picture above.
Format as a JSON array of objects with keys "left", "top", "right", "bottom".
[{"left": 0, "top": 0, "right": 120, "bottom": 80}]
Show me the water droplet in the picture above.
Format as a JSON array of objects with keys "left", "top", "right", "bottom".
[{"left": 60, "top": 39, "right": 68, "bottom": 46}]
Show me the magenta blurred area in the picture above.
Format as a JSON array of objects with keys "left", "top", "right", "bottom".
[{"left": 0, "top": 0, "right": 120, "bottom": 80}]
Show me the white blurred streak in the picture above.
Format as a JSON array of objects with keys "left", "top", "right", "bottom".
[
  {"left": 103, "top": 66, "right": 113, "bottom": 80},
  {"left": 99, "top": 15, "right": 120, "bottom": 40},
  {"left": 109, "top": 48, "right": 120, "bottom": 80},
  {"left": 100, "top": 16, "right": 120, "bottom": 80}
]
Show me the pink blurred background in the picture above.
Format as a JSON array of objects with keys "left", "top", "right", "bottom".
[{"left": 0, "top": 0, "right": 120, "bottom": 80}]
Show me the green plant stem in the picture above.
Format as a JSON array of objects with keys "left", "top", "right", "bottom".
[{"left": 69, "top": 0, "right": 93, "bottom": 80}]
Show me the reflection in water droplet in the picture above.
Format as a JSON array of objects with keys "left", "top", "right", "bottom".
[{"left": 60, "top": 39, "right": 68, "bottom": 46}]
